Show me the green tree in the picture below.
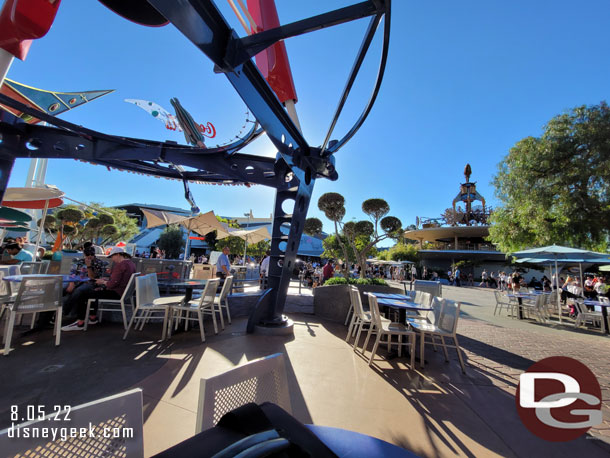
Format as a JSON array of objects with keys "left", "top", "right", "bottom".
[
  {"left": 247, "top": 240, "right": 270, "bottom": 259},
  {"left": 49, "top": 203, "right": 138, "bottom": 248},
  {"left": 322, "top": 234, "right": 355, "bottom": 262},
  {"left": 317, "top": 194, "right": 401, "bottom": 278},
  {"left": 157, "top": 225, "right": 184, "bottom": 259},
  {"left": 55, "top": 207, "right": 85, "bottom": 248},
  {"left": 387, "top": 243, "right": 419, "bottom": 262},
  {"left": 489, "top": 102, "right": 610, "bottom": 252},
  {"left": 205, "top": 216, "right": 240, "bottom": 251},
  {"left": 304, "top": 217, "right": 323, "bottom": 237},
  {"left": 317, "top": 193, "right": 350, "bottom": 276},
  {"left": 215, "top": 236, "right": 245, "bottom": 255},
  {"left": 103, "top": 207, "right": 138, "bottom": 243}
]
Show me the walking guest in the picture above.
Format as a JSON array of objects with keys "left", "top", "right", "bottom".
[
  {"left": 260, "top": 251, "right": 270, "bottom": 289},
  {"left": 511, "top": 271, "right": 523, "bottom": 292},
  {"left": 216, "top": 246, "right": 231, "bottom": 279},
  {"left": 480, "top": 269, "right": 488, "bottom": 287},
  {"left": 594, "top": 276, "right": 608, "bottom": 298},
  {"left": 62, "top": 247, "right": 136, "bottom": 331},
  {"left": 322, "top": 259, "right": 334, "bottom": 284}
]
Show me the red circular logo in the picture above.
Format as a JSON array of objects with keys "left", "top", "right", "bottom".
[{"left": 516, "top": 356, "right": 602, "bottom": 441}]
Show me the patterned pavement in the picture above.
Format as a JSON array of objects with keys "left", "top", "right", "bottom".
[{"left": 436, "top": 285, "right": 610, "bottom": 441}]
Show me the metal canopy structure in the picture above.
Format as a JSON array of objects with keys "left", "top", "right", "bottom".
[{"left": 0, "top": 0, "right": 392, "bottom": 334}]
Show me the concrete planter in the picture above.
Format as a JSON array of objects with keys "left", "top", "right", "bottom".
[{"left": 313, "top": 283, "right": 404, "bottom": 323}]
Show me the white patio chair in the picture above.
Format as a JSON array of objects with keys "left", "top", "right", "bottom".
[
  {"left": 85, "top": 272, "right": 140, "bottom": 330},
  {"left": 0, "top": 265, "right": 22, "bottom": 323},
  {"left": 195, "top": 353, "right": 291, "bottom": 433},
  {"left": 3, "top": 276, "right": 63, "bottom": 356},
  {"left": 493, "top": 290, "right": 516, "bottom": 316},
  {"left": 413, "top": 290, "right": 423, "bottom": 304},
  {"left": 344, "top": 291, "right": 354, "bottom": 326},
  {"left": 0, "top": 389, "right": 144, "bottom": 457},
  {"left": 574, "top": 300, "right": 604, "bottom": 330},
  {"left": 20, "top": 261, "right": 47, "bottom": 275},
  {"left": 0, "top": 269, "right": 19, "bottom": 321},
  {"left": 346, "top": 286, "right": 372, "bottom": 350},
  {"left": 407, "top": 296, "right": 443, "bottom": 325},
  {"left": 366, "top": 294, "right": 416, "bottom": 368},
  {"left": 123, "top": 274, "right": 181, "bottom": 341},
  {"left": 215, "top": 275, "right": 233, "bottom": 329},
  {"left": 40, "top": 260, "right": 50, "bottom": 273},
  {"left": 345, "top": 285, "right": 361, "bottom": 340},
  {"left": 409, "top": 299, "right": 466, "bottom": 373},
  {"left": 418, "top": 291, "right": 432, "bottom": 307},
  {"left": 521, "top": 294, "right": 547, "bottom": 322},
  {"left": 171, "top": 279, "right": 220, "bottom": 342}
]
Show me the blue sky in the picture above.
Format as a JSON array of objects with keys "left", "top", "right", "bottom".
[{"left": 4, "top": 1, "right": 610, "bottom": 246}]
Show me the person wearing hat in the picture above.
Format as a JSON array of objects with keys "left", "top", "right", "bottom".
[{"left": 62, "top": 247, "right": 136, "bottom": 331}]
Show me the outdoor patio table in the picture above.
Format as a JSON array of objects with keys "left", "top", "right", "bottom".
[
  {"left": 153, "top": 423, "right": 417, "bottom": 458},
  {"left": 3, "top": 274, "right": 89, "bottom": 283},
  {"left": 583, "top": 300, "right": 610, "bottom": 334},
  {"left": 157, "top": 279, "right": 208, "bottom": 303},
  {"left": 506, "top": 293, "right": 535, "bottom": 320},
  {"left": 373, "top": 295, "right": 433, "bottom": 324},
  {"left": 372, "top": 292, "right": 413, "bottom": 301}
]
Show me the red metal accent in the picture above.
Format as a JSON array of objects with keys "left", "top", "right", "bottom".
[
  {"left": 0, "top": 0, "right": 62, "bottom": 60},
  {"left": 189, "top": 236, "right": 206, "bottom": 240},
  {"left": 247, "top": 0, "right": 297, "bottom": 104},
  {"left": 2, "top": 197, "right": 64, "bottom": 209}
]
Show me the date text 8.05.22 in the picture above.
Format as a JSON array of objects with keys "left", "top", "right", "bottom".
[{"left": 11, "top": 405, "right": 71, "bottom": 423}]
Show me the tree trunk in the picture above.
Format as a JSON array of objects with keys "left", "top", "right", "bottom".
[
  {"left": 334, "top": 221, "right": 351, "bottom": 278},
  {"left": 358, "top": 254, "right": 367, "bottom": 279}
]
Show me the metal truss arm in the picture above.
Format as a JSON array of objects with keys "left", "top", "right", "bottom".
[
  {"left": 0, "top": 114, "right": 282, "bottom": 188},
  {"left": 327, "top": 1, "right": 391, "bottom": 154},
  {"left": 227, "top": 1, "right": 379, "bottom": 68}
]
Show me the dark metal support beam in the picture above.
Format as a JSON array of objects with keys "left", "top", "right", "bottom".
[
  {"left": 321, "top": 13, "right": 382, "bottom": 153},
  {"left": 0, "top": 0, "right": 391, "bottom": 335},
  {"left": 227, "top": 1, "right": 378, "bottom": 68}
]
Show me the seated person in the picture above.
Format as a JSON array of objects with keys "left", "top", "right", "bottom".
[
  {"left": 62, "top": 243, "right": 109, "bottom": 319},
  {"left": 16, "top": 236, "right": 37, "bottom": 259},
  {"left": 0, "top": 242, "right": 34, "bottom": 264},
  {"left": 62, "top": 247, "right": 136, "bottom": 331},
  {"left": 528, "top": 276, "right": 543, "bottom": 290},
  {"left": 541, "top": 275, "right": 551, "bottom": 291}
]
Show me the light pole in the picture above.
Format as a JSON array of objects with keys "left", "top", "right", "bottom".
[{"left": 243, "top": 210, "right": 251, "bottom": 264}]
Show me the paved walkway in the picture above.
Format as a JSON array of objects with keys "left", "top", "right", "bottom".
[
  {"left": 1, "top": 282, "right": 608, "bottom": 457},
  {"left": 434, "top": 284, "right": 610, "bottom": 441}
]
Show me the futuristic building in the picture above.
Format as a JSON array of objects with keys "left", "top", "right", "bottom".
[{"left": 404, "top": 165, "right": 508, "bottom": 276}]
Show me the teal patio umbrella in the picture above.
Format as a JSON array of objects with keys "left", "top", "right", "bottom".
[
  {"left": 0, "top": 207, "right": 32, "bottom": 224},
  {"left": 512, "top": 245, "right": 610, "bottom": 323}
]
